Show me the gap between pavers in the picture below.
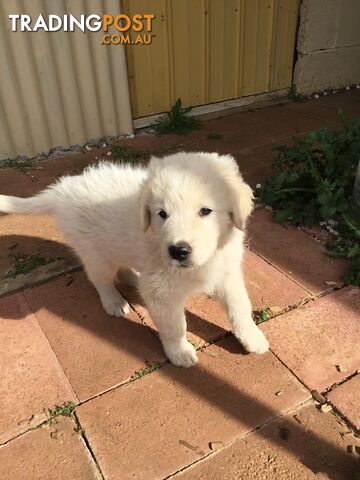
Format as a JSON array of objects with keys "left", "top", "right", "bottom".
[
  {"left": 327, "top": 374, "right": 360, "bottom": 432},
  {"left": 76, "top": 336, "right": 310, "bottom": 480}
]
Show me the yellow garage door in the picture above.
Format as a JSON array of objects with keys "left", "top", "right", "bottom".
[{"left": 123, "top": 0, "right": 299, "bottom": 118}]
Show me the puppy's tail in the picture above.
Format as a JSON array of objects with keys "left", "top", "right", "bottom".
[{"left": 0, "top": 190, "right": 54, "bottom": 215}]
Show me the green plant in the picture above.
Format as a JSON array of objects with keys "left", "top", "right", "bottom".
[
  {"left": 255, "top": 309, "right": 270, "bottom": 324},
  {"left": 288, "top": 85, "right": 304, "bottom": 102},
  {"left": 5, "top": 253, "right": 53, "bottom": 278},
  {"left": 259, "top": 111, "right": 360, "bottom": 285},
  {"left": 130, "top": 361, "right": 163, "bottom": 381},
  {"left": 207, "top": 132, "right": 223, "bottom": 140},
  {"left": 46, "top": 401, "right": 77, "bottom": 425},
  {"left": 152, "top": 98, "right": 201, "bottom": 135}
]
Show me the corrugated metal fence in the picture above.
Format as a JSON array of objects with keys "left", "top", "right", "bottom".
[
  {"left": 124, "top": 0, "right": 299, "bottom": 118},
  {"left": 0, "top": 0, "right": 133, "bottom": 160}
]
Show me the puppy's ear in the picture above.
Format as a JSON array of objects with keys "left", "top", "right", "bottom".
[
  {"left": 229, "top": 179, "right": 254, "bottom": 230},
  {"left": 139, "top": 180, "right": 151, "bottom": 232},
  {"left": 216, "top": 155, "right": 254, "bottom": 230}
]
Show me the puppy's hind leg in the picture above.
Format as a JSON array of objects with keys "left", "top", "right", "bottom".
[{"left": 84, "top": 260, "right": 131, "bottom": 317}]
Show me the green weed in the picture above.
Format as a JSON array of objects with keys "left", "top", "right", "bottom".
[
  {"left": 130, "top": 361, "right": 162, "bottom": 381},
  {"left": 255, "top": 309, "right": 270, "bottom": 324},
  {"left": 6, "top": 253, "right": 52, "bottom": 278},
  {"left": 46, "top": 401, "right": 77, "bottom": 425},
  {"left": 152, "top": 98, "right": 201, "bottom": 135},
  {"left": 288, "top": 85, "right": 304, "bottom": 102},
  {"left": 259, "top": 111, "right": 360, "bottom": 285}
]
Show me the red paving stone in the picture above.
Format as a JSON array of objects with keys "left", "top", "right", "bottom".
[
  {"left": 175, "top": 403, "right": 360, "bottom": 480},
  {"left": 248, "top": 208, "right": 349, "bottom": 293},
  {"left": 77, "top": 336, "right": 309, "bottom": 480},
  {"left": 262, "top": 287, "right": 360, "bottom": 392},
  {"left": 0, "top": 417, "right": 101, "bottom": 480},
  {"left": 0, "top": 293, "right": 76, "bottom": 444},
  {"left": 25, "top": 271, "right": 165, "bottom": 401},
  {"left": 328, "top": 375, "right": 360, "bottom": 431},
  {"left": 0, "top": 214, "right": 70, "bottom": 279}
]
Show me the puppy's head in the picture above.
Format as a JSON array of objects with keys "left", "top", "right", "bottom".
[{"left": 140, "top": 152, "right": 253, "bottom": 268}]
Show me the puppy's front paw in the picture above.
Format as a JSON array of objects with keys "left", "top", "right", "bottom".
[
  {"left": 102, "top": 296, "right": 131, "bottom": 317},
  {"left": 163, "top": 338, "right": 198, "bottom": 368},
  {"left": 237, "top": 325, "right": 269, "bottom": 354}
]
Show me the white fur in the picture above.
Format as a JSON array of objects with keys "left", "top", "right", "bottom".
[{"left": 0, "top": 152, "right": 269, "bottom": 366}]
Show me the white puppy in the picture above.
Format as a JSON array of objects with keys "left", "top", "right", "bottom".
[{"left": 0, "top": 152, "right": 269, "bottom": 367}]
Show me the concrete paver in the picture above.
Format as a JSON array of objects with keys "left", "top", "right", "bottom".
[
  {"left": 0, "top": 417, "right": 102, "bottom": 480},
  {"left": 248, "top": 208, "right": 349, "bottom": 293},
  {"left": 328, "top": 374, "right": 360, "bottom": 431},
  {"left": 24, "top": 271, "right": 165, "bottom": 401},
  {"left": 175, "top": 403, "right": 360, "bottom": 480},
  {"left": 0, "top": 293, "right": 76, "bottom": 444},
  {"left": 77, "top": 336, "right": 309, "bottom": 480},
  {"left": 262, "top": 287, "right": 360, "bottom": 392}
]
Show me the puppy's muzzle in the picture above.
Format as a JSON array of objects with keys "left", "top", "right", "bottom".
[{"left": 168, "top": 242, "right": 192, "bottom": 264}]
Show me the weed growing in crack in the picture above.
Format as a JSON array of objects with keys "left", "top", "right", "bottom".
[
  {"left": 255, "top": 309, "right": 271, "bottom": 324},
  {"left": 45, "top": 401, "right": 77, "bottom": 426},
  {"left": 130, "top": 361, "right": 163, "bottom": 381},
  {"left": 5, "top": 253, "right": 56, "bottom": 278}
]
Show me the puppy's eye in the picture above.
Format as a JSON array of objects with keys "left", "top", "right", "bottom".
[
  {"left": 158, "top": 209, "right": 168, "bottom": 220},
  {"left": 199, "top": 207, "right": 212, "bottom": 217}
]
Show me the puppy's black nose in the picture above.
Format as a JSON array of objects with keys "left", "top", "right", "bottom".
[{"left": 168, "top": 243, "right": 192, "bottom": 262}]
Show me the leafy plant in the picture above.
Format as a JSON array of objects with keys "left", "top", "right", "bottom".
[
  {"left": 5, "top": 253, "right": 53, "bottom": 278},
  {"left": 46, "top": 401, "right": 77, "bottom": 425},
  {"left": 152, "top": 98, "right": 201, "bottom": 135},
  {"left": 259, "top": 111, "right": 360, "bottom": 285},
  {"left": 255, "top": 309, "right": 270, "bottom": 324},
  {"left": 288, "top": 85, "right": 304, "bottom": 102}
]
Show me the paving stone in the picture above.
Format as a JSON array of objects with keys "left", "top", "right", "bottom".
[
  {"left": 262, "top": 287, "right": 360, "bottom": 392},
  {"left": 77, "top": 336, "right": 309, "bottom": 480},
  {"left": 0, "top": 417, "right": 101, "bottom": 480},
  {"left": 175, "top": 403, "right": 360, "bottom": 480},
  {"left": 0, "top": 293, "right": 76, "bottom": 444},
  {"left": 0, "top": 214, "right": 70, "bottom": 280},
  {"left": 248, "top": 208, "right": 349, "bottom": 293},
  {"left": 243, "top": 249, "right": 308, "bottom": 311},
  {"left": 25, "top": 271, "right": 165, "bottom": 401},
  {"left": 328, "top": 375, "right": 360, "bottom": 430}
]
